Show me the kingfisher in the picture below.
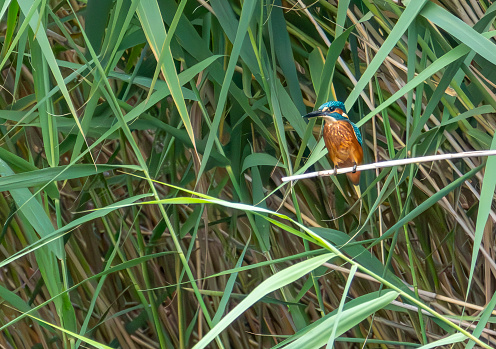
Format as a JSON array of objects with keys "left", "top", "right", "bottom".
[{"left": 303, "top": 101, "right": 363, "bottom": 185}]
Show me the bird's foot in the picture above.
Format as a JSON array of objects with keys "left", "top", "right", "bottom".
[
  {"left": 334, "top": 166, "right": 338, "bottom": 175},
  {"left": 352, "top": 163, "right": 357, "bottom": 173}
]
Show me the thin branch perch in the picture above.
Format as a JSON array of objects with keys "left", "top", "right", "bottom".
[{"left": 281, "top": 150, "right": 496, "bottom": 182}]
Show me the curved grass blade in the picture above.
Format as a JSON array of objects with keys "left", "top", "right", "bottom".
[
  {"left": 358, "top": 30, "right": 496, "bottom": 128},
  {"left": 137, "top": 0, "right": 199, "bottom": 158},
  {"left": 192, "top": 253, "right": 336, "bottom": 349},
  {"left": 0, "top": 164, "right": 140, "bottom": 191},
  {"left": 421, "top": 2, "right": 496, "bottom": 66},
  {"left": 275, "top": 290, "right": 399, "bottom": 349},
  {"left": 346, "top": 0, "right": 428, "bottom": 110},
  {"left": 196, "top": 0, "right": 257, "bottom": 180},
  {"left": 368, "top": 164, "right": 483, "bottom": 249},
  {"left": 467, "top": 138, "right": 496, "bottom": 296}
]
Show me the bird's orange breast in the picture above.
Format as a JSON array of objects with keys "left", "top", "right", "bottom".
[{"left": 323, "top": 120, "right": 363, "bottom": 185}]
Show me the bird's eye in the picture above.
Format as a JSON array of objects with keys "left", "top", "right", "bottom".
[{"left": 328, "top": 106, "right": 335, "bottom": 111}]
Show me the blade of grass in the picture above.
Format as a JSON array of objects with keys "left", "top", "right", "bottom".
[
  {"left": 346, "top": 0, "right": 428, "bottom": 110},
  {"left": 137, "top": 0, "right": 199, "bottom": 157},
  {"left": 192, "top": 253, "right": 336, "bottom": 349}
]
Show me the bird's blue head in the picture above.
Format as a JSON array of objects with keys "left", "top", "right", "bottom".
[
  {"left": 318, "top": 101, "right": 346, "bottom": 115},
  {"left": 302, "top": 100, "right": 362, "bottom": 146}
]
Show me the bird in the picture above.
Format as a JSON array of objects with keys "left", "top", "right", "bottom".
[{"left": 303, "top": 101, "right": 363, "bottom": 185}]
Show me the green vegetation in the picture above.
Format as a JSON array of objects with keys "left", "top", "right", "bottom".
[{"left": 0, "top": 0, "right": 495, "bottom": 348}]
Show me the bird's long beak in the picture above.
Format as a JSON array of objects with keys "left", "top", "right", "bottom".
[{"left": 302, "top": 111, "right": 326, "bottom": 118}]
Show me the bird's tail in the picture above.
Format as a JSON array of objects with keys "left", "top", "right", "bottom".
[
  {"left": 353, "top": 184, "right": 362, "bottom": 225},
  {"left": 353, "top": 184, "right": 361, "bottom": 198},
  {"left": 347, "top": 171, "right": 361, "bottom": 186}
]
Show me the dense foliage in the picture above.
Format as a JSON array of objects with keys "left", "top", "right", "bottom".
[{"left": 1, "top": 0, "right": 496, "bottom": 348}]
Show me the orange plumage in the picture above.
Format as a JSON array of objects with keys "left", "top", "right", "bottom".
[{"left": 323, "top": 119, "right": 363, "bottom": 185}]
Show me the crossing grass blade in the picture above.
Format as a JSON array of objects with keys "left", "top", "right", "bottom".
[{"left": 1, "top": 1, "right": 496, "bottom": 348}]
